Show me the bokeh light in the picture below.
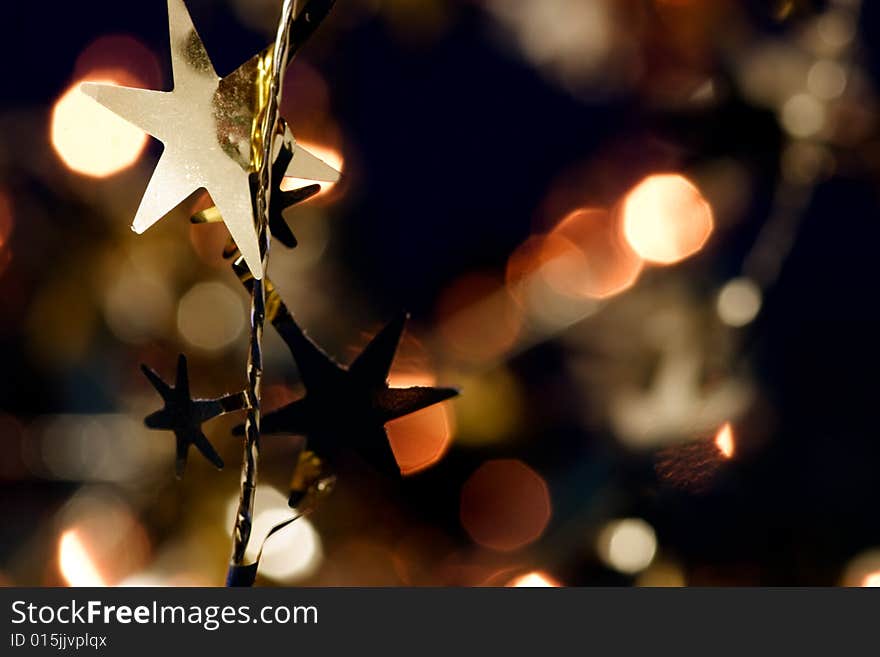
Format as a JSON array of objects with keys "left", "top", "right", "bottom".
[
  {"left": 622, "top": 174, "right": 714, "bottom": 265},
  {"left": 59, "top": 530, "right": 107, "bottom": 587},
  {"left": 507, "top": 208, "right": 642, "bottom": 304},
  {"left": 507, "top": 233, "right": 562, "bottom": 303},
  {"left": 73, "top": 35, "right": 162, "bottom": 91},
  {"left": 781, "top": 93, "right": 826, "bottom": 139},
  {"left": 807, "top": 60, "right": 847, "bottom": 101},
  {"left": 597, "top": 518, "right": 657, "bottom": 575},
  {"left": 57, "top": 488, "right": 150, "bottom": 586},
  {"left": 103, "top": 263, "right": 174, "bottom": 344},
  {"left": 715, "top": 423, "right": 735, "bottom": 459},
  {"left": 225, "top": 486, "right": 322, "bottom": 583},
  {"left": 840, "top": 549, "right": 880, "bottom": 587},
  {"left": 460, "top": 459, "right": 551, "bottom": 552},
  {"left": 738, "top": 42, "right": 812, "bottom": 110},
  {"left": 51, "top": 73, "right": 149, "bottom": 178},
  {"left": 4, "top": 0, "right": 875, "bottom": 591},
  {"left": 437, "top": 273, "right": 524, "bottom": 365},
  {"left": 484, "top": 0, "right": 635, "bottom": 93},
  {"left": 862, "top": 572, "right": 880, "bottom": 587},
  {"left": 549, "top": 208, "right": 643, "bottom": 299},
  {"left": 816, "top": 11, "right": 856, "bottom": 53},
  {"left": 506, "top": 571, "right": 561, "bottom": 587},
  {"left": 386, "top": 372, "right": 455, "bottom": 475},
  {"left": 31, "top": 414, "right": 166, "bottom": 483},
  {"left": 177, "top": 281, "right": 246, "bottom": 352},
  {"left": 717, "top": 278, "right": 762, "bottom": 327}
]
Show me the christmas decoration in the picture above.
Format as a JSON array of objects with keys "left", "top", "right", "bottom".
[
  {"left": 232, "top": 260, "right": 459, "bottom": 478},
  {"left": 81, "top": 0, "right": 340, "bottom": 279},
  {"left": 83, "top": 0, "right": 459, "bottom": 586},
  {"left": 142, "top": 354, "right": 245, "bottom": 478}
]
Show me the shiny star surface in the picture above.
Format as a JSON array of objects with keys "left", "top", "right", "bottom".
[
  {"left": 142, "top": 354, "right": 245, "bottom": 478},
  {"left": 81, "top": 0, "right": 340, "bottom": 279}
]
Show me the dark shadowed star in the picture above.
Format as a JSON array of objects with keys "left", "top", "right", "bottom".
[
  {"left": 233, "top": 264, "right": 459, "bottom": 477},
  {"left": 142, "top": 354, "right": 246, "bottom": 478}
]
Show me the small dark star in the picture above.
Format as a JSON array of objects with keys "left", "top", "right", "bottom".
[
  {"left": 261, "top": 133, "right": 322, "bottom": 250},
  {"left": 233, "top": 267, "right": 459, "bottom": 476},
  {"left": 142, "top": 354, "right": 246, "bottom": 478},
  {"left": 209, "top": 133, "right": 322, "bottom": 256}
]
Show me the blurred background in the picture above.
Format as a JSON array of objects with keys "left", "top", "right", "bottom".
[{"left": 1, "top": 0, "right": 880, "bottom": 586}]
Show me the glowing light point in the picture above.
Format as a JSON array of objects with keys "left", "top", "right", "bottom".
[
  {"left": 597, "top": 518, "right": 657, "bottom": 575},
  {"left": 715, "top": 422, "right": 735, "bottom": 459},
  {"left": 862, "top": 571, "right": 880, "bottom": 587},
  {"left": 781, "top": 93, "right": 826, "bottom": 139},
  {"left": 59, "top": 529, "right": 107, "bottom": 587},
  {"left": 623, "top": 174, "right": 714, "bottom": 265},
  {"left": 507, "top": 571, "right": 561, "bottom": 587},
  {"left": 51, "top": 77, "right": 148, "bottom": 178},
  {"left": 717, "top": 278, "right": 762, "bottom": 327}
]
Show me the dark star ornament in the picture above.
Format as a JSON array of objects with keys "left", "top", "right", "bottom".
[
  {"left": 142, "top": 354, "right": 246, "bottom": 478},
  {"left": 193, "top": 131, "right": 323, "bottom": 252},
  {"left": 234, "top": 262, "right": 459, "bottom": 479}
]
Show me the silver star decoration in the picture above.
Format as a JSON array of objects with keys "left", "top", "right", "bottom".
[{"left": 81, "top": 0, "right": 340, "bottom": 279}]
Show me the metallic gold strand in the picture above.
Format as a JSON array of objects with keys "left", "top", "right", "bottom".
[{"left": 228, "top": 0, "right": 300, "bottom": 576}]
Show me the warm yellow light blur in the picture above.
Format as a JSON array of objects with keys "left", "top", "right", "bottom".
[
  {"left": 177, "top": 281, "right": 245, "bottom": 352},
  {"left": 507, "top": 571, "right": 561, "bottom": 587},
  {"left": 622, "top": 174, "right": 714, "bottom": 264},
  {"left": 715, "top": 422, "right": 735, "bottom": 459},
  {"left": 807, "top": 60, "right": 847, "bottom": 101},
  {"left": 781, "top": 93, "right": 826, "bottom": 139},
  {"left": 280, "top": 140, "right": 344, "bottom": 197},
  {"left": 437, "top": 273, "right": 524, "bottom": 366},
  {"left": 549, "top": 208, "right": 643, "bottom": 299},
  {"left": 862, "top": 571, "right": 880, "bottom": 587},
  {"left": 51, "top": 75, "right": 148, "bottom": 178},
  {"left": 841, "top": 549, "right": 880, "bottom": 586},
  {"left": 59, "top": 529, "right": 107, "bottom": 587},
  {"left": 597, "top": 518, "right": 657, "bottom": 575},
  {"left": 717, "top": 278, "right": 762, "bottom": 327},
  {"left": 225, "top": 486, "right": 322, "bottom": 583},
  {"left": 507, "top": 208, "right": 643, "bottom": 305}
]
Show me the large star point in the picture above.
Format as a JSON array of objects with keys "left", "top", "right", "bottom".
[{"left": 80, "top": 0, "right": 340, "bottom": 279}]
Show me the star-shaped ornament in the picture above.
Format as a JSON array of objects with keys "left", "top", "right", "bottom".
[
  {"left": 142, "top": 354, "right": 246, "bottom": 478},
  {"left": 81, "top": 0, "right": 340, "bottom": 279},
  {"left": 233, "top": 265, "right": 459, "bottom": 477},
  {"left": 191, "top": 132, "right": 322, "bottom": 251}
]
